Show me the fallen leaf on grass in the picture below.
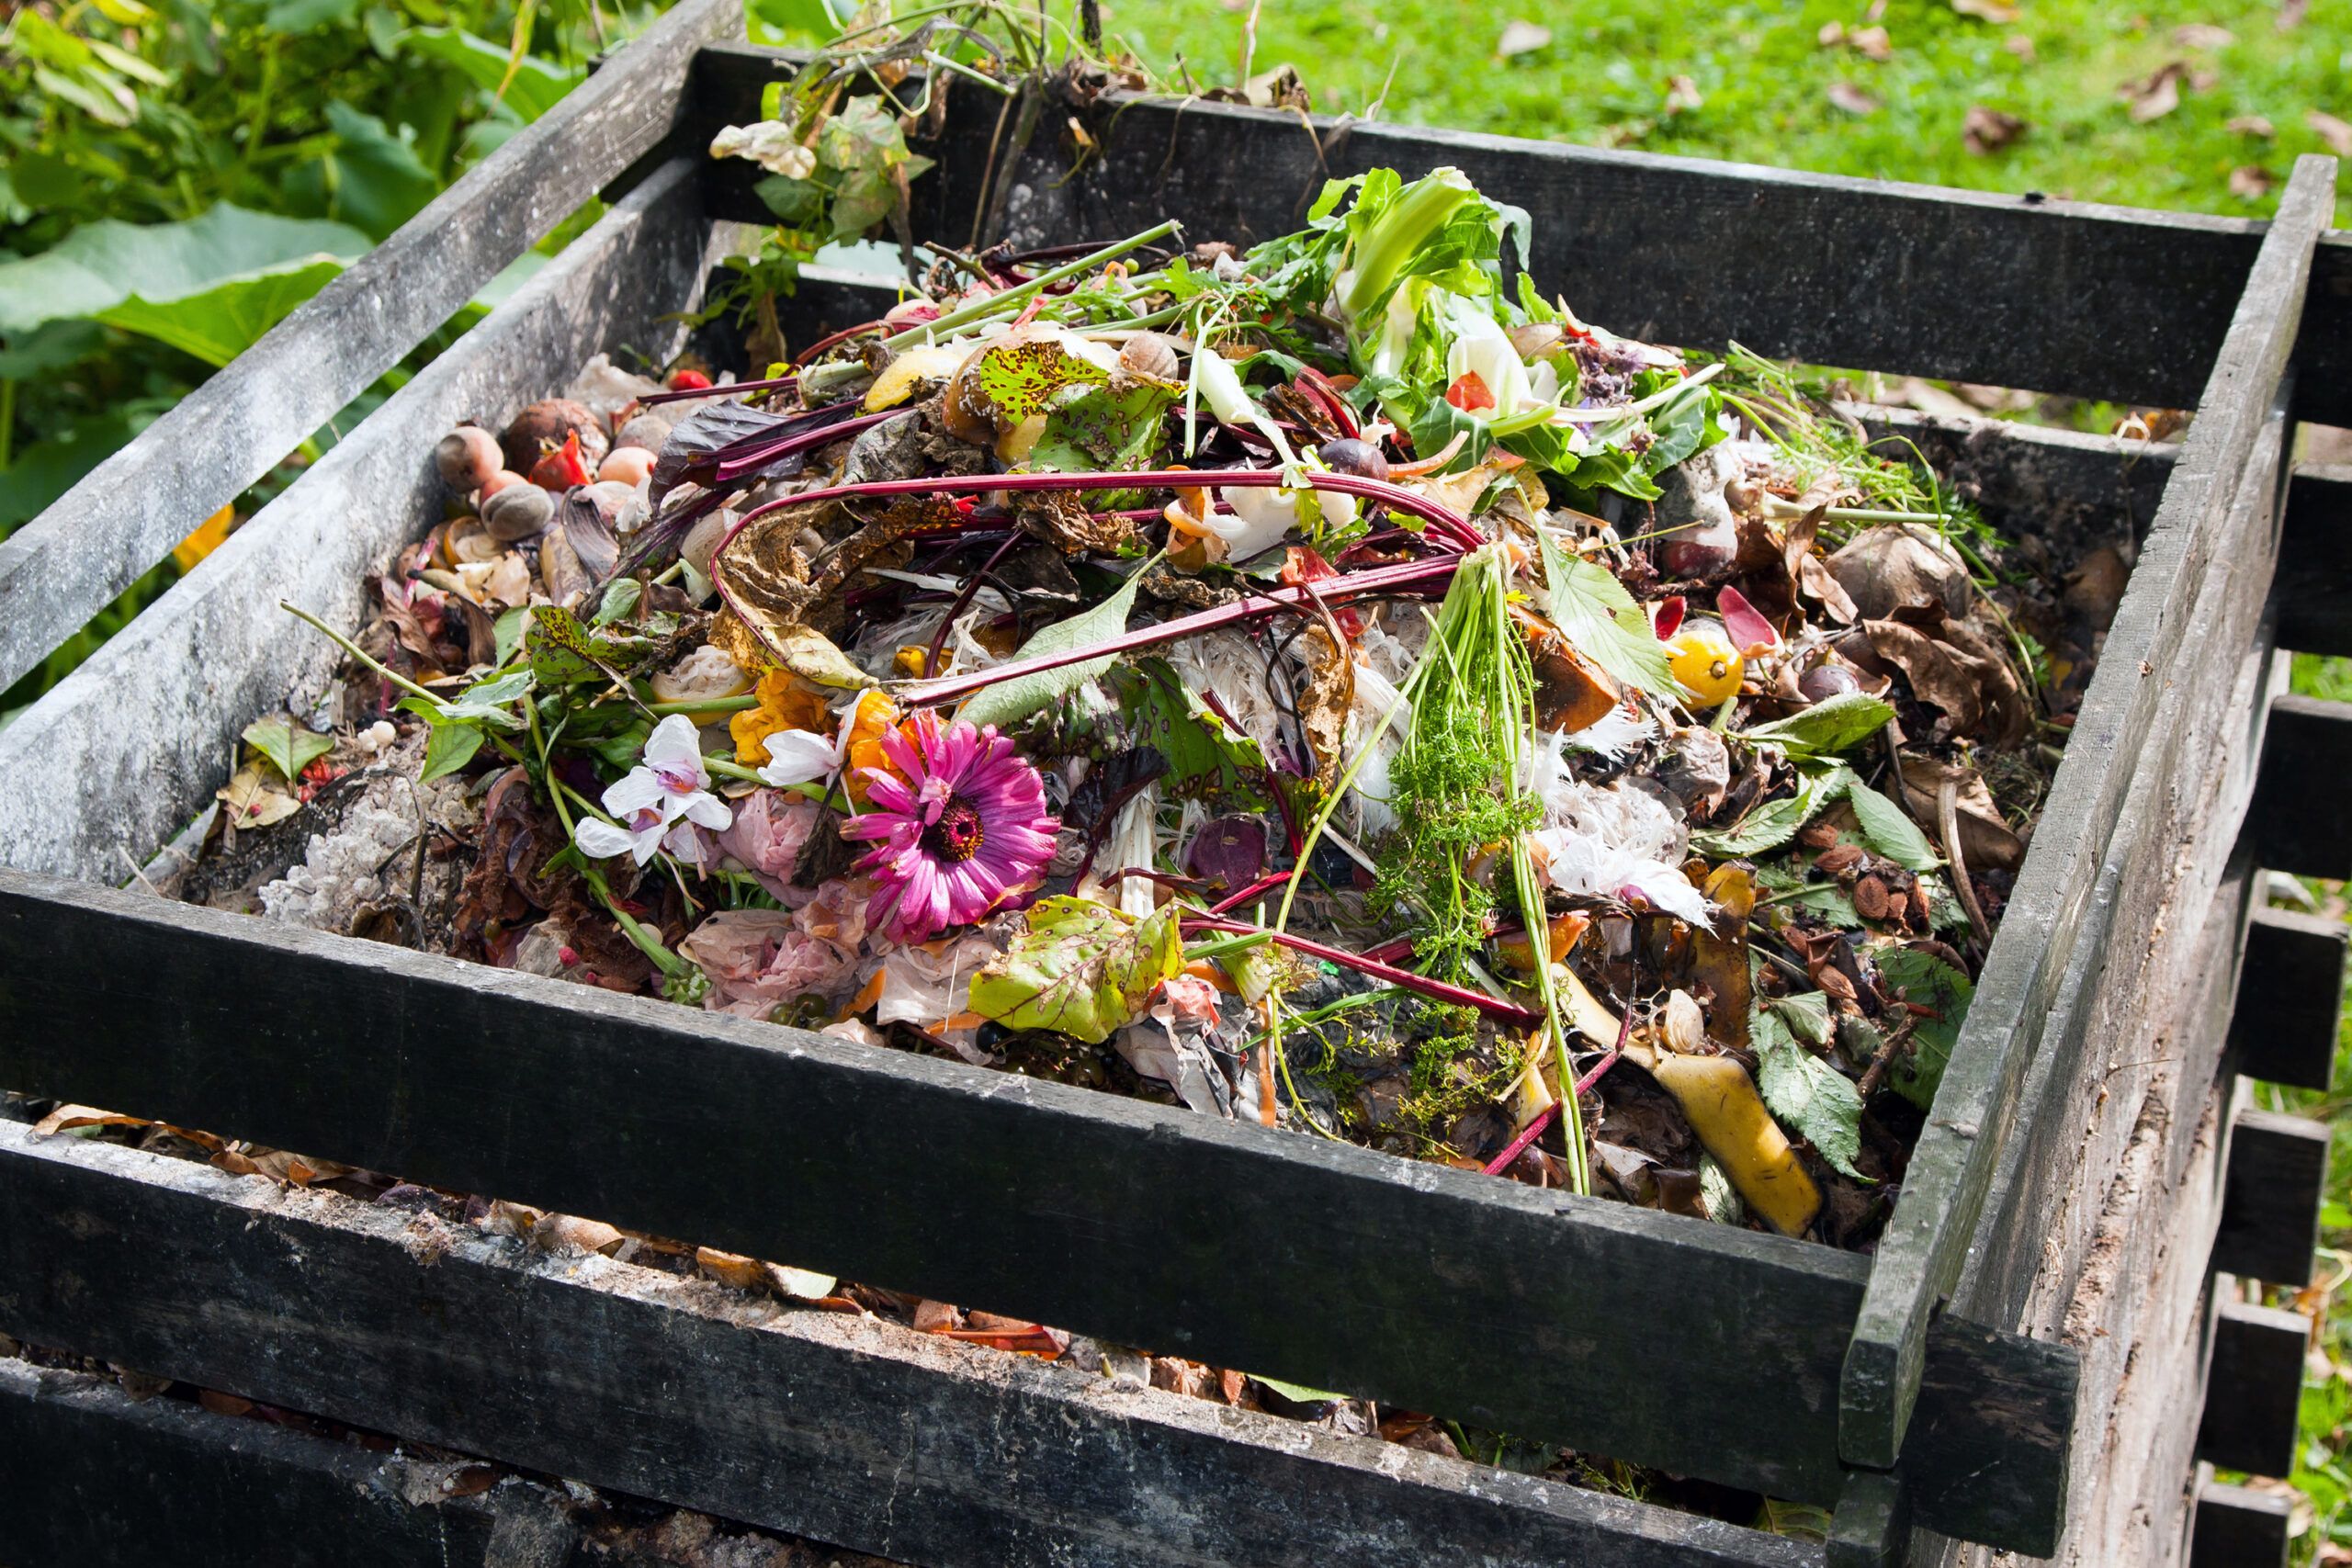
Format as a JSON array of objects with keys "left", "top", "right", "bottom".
[
  {"left": 2173, "top": 22, "right": 2235, "bottom": 49},
  {"left": 1962, "top": 107, "right": 2028, "bottom": 154},
  {"left": 2228, "top": 114, "right": 2277, "bottom": 138},
  {"left": 1664, "top": 74, "right": 1703, "bottom": 116},
  {"left": 2003, "top": 34, "right": 2035, "bottom": 58},
  {"left": 30, "top": 1104, "right": 148, "bottom": 1139},
  {"left": 2230, "top": 165, "right": 2277, "bottom": 199},
  {"left": 1849, "top": 25, "right": 1893, "bottom": 59},
  {"left": 1495, "top": 19, "right": 1551, "bottom": 57},
  {"left": 1827, "top": 82, "right": 1882, "bottom": 116},
  {"left": 2309, "top": 109, "right": 2352, "bottom": 156},
  {"left": 1950, "top": 0, "right": 2019, "bottom": 21},
  {"left": 2120, "top": 62, "right": 2189, "bottom": 123},
  {"left": 2280, "top": 0, "right": 2309, "bottom": 31}
]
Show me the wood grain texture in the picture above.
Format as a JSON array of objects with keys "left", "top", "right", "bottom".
[
  {"left": 2245, "top": 694, "right": 2352, "bottom": 879},
  {"left": 686, "top": 45, "right": 2334, "bottom": 415},
  {"left": 0, "top": 0, "right": 745, "bottom": 694},
  {"left": 1907, "top": 382, "right": 2294, "bottom": 1568},
  {"left": 2195, "top": 1301, "right": 2311, "bottom": 1478},
  {"left": 2273, "top": 465, "right": 2352, "bottom": 657},
  {"left": 0, "top": 867, "right": 2067, "bottom": 1551},
  {"left": 1839, "top": 153, "right": 2336, "bottom": 1474},
  {"left": 2, "top": 1359, "right": 612, "bottom": 1568},
  {"left": 2189, "top": 1476, "right": 2293, "bottom": 1568},
  {"left": 2213, "top": 1110, "right": 2328, "bottom": 1288},
  {"left": 0, "top": 162, "right": 727, "bottom": 882},
  {"left": 0, "top": 1124, "right": 1822, "bottom": 1568},
  {"left": 1826, "top": 1471, "right": 1909, "bottom": 1568},
  {"left": 2229, "top": 905, "right": 2347, "bottom": 1091}
]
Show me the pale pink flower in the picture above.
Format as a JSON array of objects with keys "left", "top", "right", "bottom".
[{"left": 573, "top": 714, "right": 731, "bottom": 866}]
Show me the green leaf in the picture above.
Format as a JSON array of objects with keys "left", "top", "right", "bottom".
[
  {"left": 1873, "top": 947, "right": 1973, "bottom": 1110},
  {"left": 0, "top": 204, "right": 368, "bottom": 356},
  {"left": 1848, "top": 781, "right": 1940, "bottom": 871},
  {"left": 1692, "top": 766, "right": 1851, "bottom": 857},
  {"left": 949, "top": 564, "right": 1146, "bottom": 731},
  {"left": 294, "top": 102, "right": 439, "bottom": 240},
  {"left": 967, "top": 897, "right": 1182, "bottom": 1044},
  {"left": 1104, "top": 659, "right": 1270, "bottom": 809},
  {"left": 492, "top": 607, "right": 530, "bottom": 667},
  {"left": 1536, "top": 530, "right": 1677, "bottom": 696},
  {"left": 1740, "top": 692, "right": 1895, "bottom": 757},
  {"left": 1771, "top": 990, "right": 1835, "bottom": 1046},
  {"left": 969, "top": 334, "right": 1112, "bottom": 429},
  {"left": 241, "top": 717, "right": 334, "bottom": 783},
  {"left": 1251, "top": 1374, "right": 1347, "bottom": 1405},
  {"left": 1031, "top": 381, "right": 1179, "bottom": 472},
  {"left": 400, "top": 667, "right": 532, "bottom": 730},
  {"left": 418, "top": 721, "right": 485, "bottom": 783},
  {"left": 1757, "top": 1035, "right": 1868, "bottom": 1180},
  {"left": 264, "top": 0, "right": 361, "bottom": 32},
  {"left": 526, "top": 605, "right": 650, "bottom": 687},
  {"left": 1697, "top": 1153, "right": 1746, "bottom": 1225},
  {"left": 396, "top": 27, "right": 581, "bottom": 121},
  {"left": 593, "top": 578, "right": 643, "bottom": 627}
]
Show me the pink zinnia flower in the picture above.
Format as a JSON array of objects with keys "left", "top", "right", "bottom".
[{"left": 841, "top": 712, "right": 1057, "bottom": 943}]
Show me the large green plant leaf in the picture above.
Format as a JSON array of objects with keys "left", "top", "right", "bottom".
[
  {"left": 0, "top": 204, "right": 368, "bottom": 363},
  {"left": 967, "top": 897, "right": 1182, "bottom": 1044},
  {"left": 947, "top": 563, "right": 1147, "bottom": 730},
  {"left": 279, "top": 102, "right": 440, "bottom": 241},
  {"left": 397, "top": 28, "right": 582, "bottom": 122},
  {"left": 1537, "top": 530, "right": 1677, "bottom": 696}
]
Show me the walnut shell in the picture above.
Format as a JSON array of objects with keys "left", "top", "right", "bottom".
[{"left": 498, "top": 399, "right": 609, "bottom": 474}]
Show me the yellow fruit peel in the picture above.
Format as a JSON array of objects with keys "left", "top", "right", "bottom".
[{"left": 1647, "top": 1053, "right": 1822, "bottom": 1236}]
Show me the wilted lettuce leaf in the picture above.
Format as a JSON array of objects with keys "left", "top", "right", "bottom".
[{"left": 967, "top": 897, "right": 1182, "bottom": 1044}]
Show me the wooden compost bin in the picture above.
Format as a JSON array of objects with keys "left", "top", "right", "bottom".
[{"left": 2, "top": 4, "right": 2347, "bottom": 1562}]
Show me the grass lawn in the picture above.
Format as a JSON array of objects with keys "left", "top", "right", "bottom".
[
  {"left": 1102, "top": 0, "right": 2351, "bottom": 220},
  {"left": 1094, "top": 0, "right": 2352, "bottom": 1554}
]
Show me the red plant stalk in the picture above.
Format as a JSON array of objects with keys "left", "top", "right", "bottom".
[
  {"left": 639, "top": 372, "right": 799, "bottom": 407},
  {"left": 1181, "top": 913, "right": 1544, "bottom": 1029},
  {"left": 1206, "top": 870, "right": 1293, "bottom": 916},
  {"left": 1482, "top": 1104, "right": 1558, "bottom": 1176}
]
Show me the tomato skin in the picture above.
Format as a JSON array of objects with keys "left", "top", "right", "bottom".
[
  {"left": 667, "top": 368, "right": 713, "bottom": 391},
  {"left": 1444, "top": 371, "right": 1496, "bottom": 413}
]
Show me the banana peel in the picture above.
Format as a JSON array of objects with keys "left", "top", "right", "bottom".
[{"left": 1569, "top": 981, "right": 1822, "bottom": 1237}]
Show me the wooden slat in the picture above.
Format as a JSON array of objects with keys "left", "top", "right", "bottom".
[
  {"left": 1825, "top": 1469, "right": 1909, "bottom": 1568},
  {"left": 0, "top": 162, "right": 727, "bottom": 883},
  {"left": 0, "top": 0, "right": 746, "bottom": 695},
  {"left": 1845, "top": 405, "right": 2177, "bottom": 547},
  {"left": 2195, "top": 1301, "right": 2310, "bottom": 1478},
  {"left": 2229, "top": 905, "right": 2347, "bottom": 1091},
  {"left": 0, "top": 1359, "right": 695, "bottom": 1568},
  {"left": 2273, "top": 465, "right": 2352, "bottom": 657},
  {"left": 2213, "top": 1110, "right": 2329, "bottom": 1288},
  {"left": 1839, "top": 156, "right": 2335, "bottom": 1472},
  {"left": 0, "top": 1122, "right": 1822, "bottom": 1568},
  {"left": 2245, "top": 694, "right": 2352, "bottom": 879},
  {"left": 2189, "top": 1475, "right": 2293, "bottom": 1568},
  {"left": 0, "top": 868, "right": 2071, "bottom": 1552},
  {"left": 691, "top": 45, "right": 2296, "bottom": 415}
]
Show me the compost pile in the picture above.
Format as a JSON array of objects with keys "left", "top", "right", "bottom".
[{"left": 198, "top": 166, "right": 2096, "bottom": 1254}]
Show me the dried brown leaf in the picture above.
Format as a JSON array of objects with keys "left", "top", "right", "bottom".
[
  {"left": 695, "top": 1246, "right": 769, "bottom": 1291},
  {"left": 2308, "top": 109, "right": 2352, "bottom": 155},
  {"left": 2228, "top": 114, "right": 2278, "bottom": 138},
  {"left": 533, "top": 1213, "right": 625, "bottom": 1257},
  {"left": 2230, "top": 164, "right": 2277, "bottom": 199},
  {"left": 2173, "top": 21, "right": 2236, "bottom": 49},
  {"left": 1827, "top": 81, "right": 1882, "bottom": 116},
  {"left": 1849, "top": 25, "right": 1893, "bottom": 59},
  {"left": 216, "top": 765, "right": 301, "bottom": 829},
  {"left": 2121, "top": 62, "right": 2188, "bottom": 123},
  {"left": 1962, "top": 106, "right": 2028, "bottom": 154},
  {"left": 2003, "top": 34, "right": 2036, "bottom": 58},
  {"left": 1664, "top": 74, "right": 1703, "bottom": 116},
  {"left": 1897, "top": 753, "right": 2027, "bottom": 872},
  {"left": 1950, "top": 0, "right": 2019, "bottom": 21},
  {"left": 1495, "top": 18, "right": 1551, "bottom": 57},
  {"left": 30, "top": 1104, "right": 149, "bottom": 1139}
]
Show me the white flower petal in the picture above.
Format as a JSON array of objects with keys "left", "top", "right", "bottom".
[
  {"left": 574, "top": 818, "right": 639, "bottom": 861},
  {"left": 641, "top": 714, "right": 708, "bottom": 784},
  {"left": 679, "top": 789, "right": 733, "bottom": 830},
  {"left": 757, "top": 728, "right": 843, "bottom": 787},
  {"left": 601, "top": 767, "right": 663, "bottom": 820}
]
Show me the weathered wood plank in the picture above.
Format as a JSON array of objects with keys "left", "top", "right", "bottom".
[
  {"left": 2273, "top": 465, "right": 2352, "bottom": 657},
  {"left": 0, "top": 868, "right": 2067, "bottom": 1551},
  {"left": 2212, "top": 1111, "right": 2329, "bottom": 1288},
  {"left": 691, "top": 45, "right": 2306, "bottom": 414},
  {"left": 0, "top": 1122, "right": 1822, "bottom": 1568},
  {"left": 2229, "top": 905, "right": 2346, "bottom": 1091},
  {"left": 2195, "top": 1301, "right": 2310, "bottom": 1478},
  {"left": 1844, "top": 405, "right": 2176, "bottom": 548},
  {"left": 2245, "top": 694, "right": 2352, "bottom": 879},
  {"left": 0, "top": 0, "right": 745, "bottom": 694},
  {"left": 1825, "top": 1471, "right": 1908, "bottom": 1568},
  {"left": 2189, "top": 1475, "right": 2293, "bottom": 1568},
  {"left": 1838, "top": 154, "right": 2335, "bottom": 1473},
  {"left": 0, "top": 163, "right": 728, "bottom": 882},
  {"left": 1, "top": 1358, "right": 640, "bottom": 1568}
]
